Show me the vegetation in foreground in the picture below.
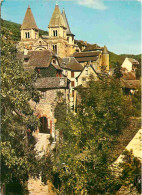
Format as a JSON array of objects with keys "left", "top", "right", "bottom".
[{"left": 1, "top": 26, "right": 40, "bottom": 194}]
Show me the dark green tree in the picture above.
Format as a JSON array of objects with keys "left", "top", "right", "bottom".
[
  {"left": 113, "top": 61, "right": 123, "bottom": 79},
  {"left": 119, "top": 150, "right": 141, "bottom": 194},
  {"left": 47, "top": 76, "right": 131, "bottom": 194},
  {"left": 1, "top": 26, "right": 40, "bottom": 194}
]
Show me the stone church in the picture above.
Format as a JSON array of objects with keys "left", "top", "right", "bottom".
[
  {"left": 19, "top": 4, "right": 75, "bottom": 58},
  {"left": 18, "top": 4, "right": 110, "bottom": 154}
]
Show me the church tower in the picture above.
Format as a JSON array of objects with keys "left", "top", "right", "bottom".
[
  {"left": 102, "top": 45, "right": 109, "bottom": 71},
  {"left": 48, "top": 4, "right": 67, "bottom": 39},
  {"left": 21, "top": 5, "right": 39, "bottom": 40},
  {"left": 62, "top": 8, "right": 75, "bottom": 46}
]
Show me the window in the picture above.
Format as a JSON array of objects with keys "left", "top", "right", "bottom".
[
  {"left": 71, "top": 71, "right": 74, "bottom": 78},
  {"left": 53, "top": 45, "right": 57, "bottom": 54},
  {"left": 53, "top": 30, "right": 58, "bottom": 37},
  {"left": 52, "top": 59, "right": 56, "bottom": 64},
  {"left": 25, "top": 32, "right": 30, "bottom": 38},
  {"left": 39, "top": 117, "right": 50, "bottom": 134},
  {"left": 71, "top": 81, "right": 75, "bottom": 87},
  {"left": 67, "top": 37, "right": 69, "bottom": 42},
  {"left": 24, "top": 58, "right": 28, "bottom": 62},
  {"left": 41, "top": 91, "right": 46, "bottom": 99},
  {"left": 72, "top": 90, "right": 74, "bottom": 97},
  {"left": 35, "top": 33, "right": 37, "bottom": 39},
  {"left": 85, "top": 68, "right": 89, "bottom": 75}
]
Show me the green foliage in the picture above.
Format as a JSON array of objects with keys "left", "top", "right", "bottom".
[
  {"left": 1, "top": 26, "right": 40, "bottom": 192},
  {"left": 48, "top": 76, "right": 131, "bottom": 194},
  {"left": 119, "top": 150, "right": 141, "bottom": 193},
  {"left": 131, "top": 87, "right": 141, "bottom": 117},
  {"left": 113, "top": 61, "right": 123, "bottom": 79}
]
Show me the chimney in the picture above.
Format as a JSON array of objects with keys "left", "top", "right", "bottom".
[{"left": 24, "top": 48, "right": 28, "bottom": 55}]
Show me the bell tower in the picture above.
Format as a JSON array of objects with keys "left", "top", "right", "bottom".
[
  {"left": 21, "top": 5, "right": 39, "bottom": 40},
  {"left": 48, "top": 4, "right": 67, "bottom": 39}
]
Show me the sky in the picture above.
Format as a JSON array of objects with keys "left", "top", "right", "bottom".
[{"left": 1, "top": 0, "right": 142, "bottom": 54}]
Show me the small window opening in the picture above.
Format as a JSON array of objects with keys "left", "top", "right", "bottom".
[{"left": 53, "top": 30, "right": 58, "bottom": 37}]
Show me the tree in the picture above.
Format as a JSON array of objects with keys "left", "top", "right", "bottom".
[
  {"left": 46, "top": 76, "right": 131, "bottom": 194},
  {"left": 113, "top": 61, "right": 123, "bottom": 79},
  {"left": 118, "top": 150, "right": 141, "bottom": 194},
  {"left": 1, "top": 26, "right": 40, "bottom": 194}
]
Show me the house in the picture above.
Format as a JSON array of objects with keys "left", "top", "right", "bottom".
[
  {"left": 73, "top": 45, "right": 109, "bottom": 72},
  {"left": 121, "top": 57, "right": 140, "bottom": 72},
  {"left": 120, "top": 71, "right": 140, "bottom": 94},
  {"left": 62, "top": 57, "right": 84, "bottom": 109},
  {"left": 22, "top": 50, "right": 70, "bottom": 140}
]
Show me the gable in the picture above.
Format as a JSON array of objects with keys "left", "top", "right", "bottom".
[{"left": 33, "top": 38, "right": 48, "bottom": 47}]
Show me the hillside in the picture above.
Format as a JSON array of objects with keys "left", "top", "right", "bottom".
[
  {"left": 1, "top": 19, "right": 49, "bottom": 42},
  {"left": 1, "top": 19, "right": 141, "bottom": 69}
]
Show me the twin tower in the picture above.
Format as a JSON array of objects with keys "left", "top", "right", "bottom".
[{"left": 20, "top": 4, "right": 75, "bottom": 58}]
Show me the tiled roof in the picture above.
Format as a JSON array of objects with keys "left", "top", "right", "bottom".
[
  {"left": 34, "top": 77, "right": 68, "bottom": 89},
  {"left": 62, "top": 57, "right": 83, "bottom": 71},
  {"left": 128, "top": 58, "right": 139, "bottom": 65},
  {"left": 23, "top": 50, "right": 61, "bottom": 69},
  {"left": 122, "top": 71, "right": 136, "bottom": 80},
  {"left": 121, "top": 79, "right": 140, "bottom": 89},
  {"left": 49, "top": 5, "right": 66, "bottom": 28},
  {"left": 75, "top": 56, "right": 98, "bottom": 63},
  {"left": 73, "top": 51, "right": 101, "bottom": 58},
  {"left": 62, "top": 9, "right": 74, "bottom": 36},
  {"left": 21, "top": 6, "right": 38, "bottom": 30},
  {"left": 83, "top": 44, "right": 101, "bottom": 52}
]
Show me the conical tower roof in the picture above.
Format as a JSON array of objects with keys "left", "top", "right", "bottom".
[
  {"left": 49, "top": 4, "right": 66, "bottom": 28},
  {"left": 103, "top": 45, "right": 108, "bottom": 54},
  {"left": 21, "top": 5, "right": 38, "bottom": 30},
  {"left": 62, "top": 8, "right": 73, "bottom": 35}
]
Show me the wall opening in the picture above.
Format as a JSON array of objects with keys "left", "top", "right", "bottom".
[{"left": 39, "top": 117, "right": 50, "bottom": 134}]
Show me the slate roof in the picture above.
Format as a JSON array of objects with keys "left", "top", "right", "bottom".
[
  {"left": 62, "top": 9, "right": 74, "bottom": 36},
  {"left": 21, "top": 6, "right": 38, "bottom": 30},
  {"left": 34, "top": 77, "right": 68, "bottom": 89},
  {"left": 73, "top": 51, "right": 101, "bottom": 63},
  {"left": 62, "top": 57, "right": 83, "bottom": 71},
  {"left": 49, "top": 4, "right": 66, "bottom": 28},
  {"left": 128, "top": 58, "right": 139, "bottom": 65},
  {"left": 121, "top": 79, "right": 140, "bottom": 89}
]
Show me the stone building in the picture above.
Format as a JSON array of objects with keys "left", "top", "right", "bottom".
[{"left": 22, "top": 50, "right": 70, "bottom": 143}]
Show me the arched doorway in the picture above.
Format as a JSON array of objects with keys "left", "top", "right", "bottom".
[{"left": 39, "top": 117, "right": 50, "bottom": 134}]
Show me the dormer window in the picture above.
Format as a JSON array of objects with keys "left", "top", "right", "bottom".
[
  {"left": 25, "top": 32, "right": 30, "bottom": 39},
  {"left": 53, "top": 30, "right": 58, "bottom": 37},
  {"left": 24, "top": 57, "right": 29, "bottom": 63},
  {"left": 52, "top": 59, "right": 56, "bottom": 64}
]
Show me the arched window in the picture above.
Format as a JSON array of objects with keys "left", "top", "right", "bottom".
[
  {"left": 53, "top": 30, "right": 58, "bottom": 37},
  {"left": 39, "top": 117, "right": 50, "bottom": 134},
  {"left": 25, "top": 32, "right": 30, "bottom": 39}
]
